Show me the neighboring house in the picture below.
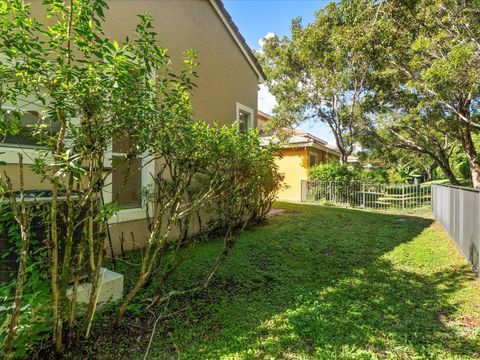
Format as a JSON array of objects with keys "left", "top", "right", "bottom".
[
  {"left": 258, "top": 110, "right": 270, "bottom": 130},
  {"left": 1, "top": 0, "right": 265, "bottom": 254},
  {"left": 259, "top": 111, "right": 340, "bottom": 201}
]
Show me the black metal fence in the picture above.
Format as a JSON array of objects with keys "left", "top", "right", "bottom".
[
  {"left": 301, "top": 180, "right": 432, "bottom": 211},
  {"left": 432, "top": 184, "right": 480, "bottom": 275}
]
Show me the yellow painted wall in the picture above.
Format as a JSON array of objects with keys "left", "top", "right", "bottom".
[
  {"left": 276, "top": 148, "right": 308, "bottom": 201},
  {"left": 276, "top": 146, "right": 333, "bottom": 201}
]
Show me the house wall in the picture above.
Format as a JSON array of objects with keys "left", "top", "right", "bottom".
[
  {"left": 3, "top": 0, "right": 260, "bottom": 255},
  {"left": 276, "top": 148, "right": 309, "bottom": 201},
  {"left": 276, "top": 146, "right": 334, "bottom": 202},
  {"left": 105, "top": 0, "right": 259, "bottom": 251},
  {"left": 257, "top": 113, "right": 269, "bottom": 130},
  {"left": 102, "top": 0, "right": 259, "bottom": 127},
  {"left": 2, "top": 164, "right": 50, "bottom": 191}
]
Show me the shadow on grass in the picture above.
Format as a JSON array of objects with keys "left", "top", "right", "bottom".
[{"left": 77, "top": 203, "right": 480, "bottom": 359}]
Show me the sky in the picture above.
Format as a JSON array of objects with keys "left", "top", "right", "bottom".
[{"left": 223, "top": 0, "right": 336, "bottom": 143}]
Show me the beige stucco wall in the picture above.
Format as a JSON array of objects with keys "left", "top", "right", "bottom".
[
  {"left": 27, "top": 0, "right": 258, "bottom": 125},
  {"left": 2, "top": 164, "right": 50, "bottom": 191},
  {"left": 3, "top": 0, "right": 260, "bottom": 255},
  {"left": 103, "top": 0, "right": 259, "bottom": 252},
  {"left": 257, "top": 114, "right": 268, "bottom": 130},
  {"left": 102, "top": 0, "right": 258, "bottom": 127}
]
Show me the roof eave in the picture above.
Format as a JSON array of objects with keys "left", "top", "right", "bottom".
[{"left": 209, "top": 0, "right": 267, "bottom": 83}]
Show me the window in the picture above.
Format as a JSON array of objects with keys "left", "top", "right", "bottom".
[
  {"left": 238, "top": 110, "right": 250, "bottom": 133},
  {"left": 111, "top": 137, "right": 142, "bottom": 209},
  {"left": 3, "top": 110, "right": 60, "bottom": 147},
  {"left": 112, "top": 156, "right": 142, "bottom": 209},
  {"left": 309, "top": 153, "right": 318, "bottom": 168},
  {"left": 236, "top": 102, "right": 254, "bottom": 133}
]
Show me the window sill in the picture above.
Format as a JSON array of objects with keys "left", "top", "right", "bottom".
[
  {"left": 0, "top": 145, "right": 47, "bottom": 165},
  {"left": 108, "top": 207, "right": 148, "bottom": 224}
]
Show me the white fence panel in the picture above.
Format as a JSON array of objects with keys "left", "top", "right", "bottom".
[
  {"left": 432, "top": 184, "right": 480, "bottom": 275},
  {"left": 301, "top": 180, "right": 432, "bottom": 211}
]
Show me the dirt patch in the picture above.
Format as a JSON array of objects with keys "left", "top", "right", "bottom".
[{"left": 267, "top": 208, "right": 286, "bottom": 216}]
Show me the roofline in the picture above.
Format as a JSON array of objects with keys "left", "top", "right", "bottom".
[
  {"left": 283, "top": 141, "right": 341, "bottom": 156},
  {"left": 258, "top": 110, "right": 271, "bottom": 118},
  {"left": 302, "top": 133, "right": 327, "bottom": 145},
  {"left": 210, "top": 0, "right": 266, "bottom": 83},
  {"left": 256, "top": 111, "right": 329, "bottom": 145}
]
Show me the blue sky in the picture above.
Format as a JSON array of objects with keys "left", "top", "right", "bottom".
[{"left": 223, "top": 0, "right": 335, "bottom": 143}]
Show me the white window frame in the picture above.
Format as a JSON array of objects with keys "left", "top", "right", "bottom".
[
  {"left": 0, "top": 103, "right": 154, "bottom": 224},
  {"left": 236, "top": 102, "right": 254, "bottom": 132},
  {"left": 108, "top": 65, "right": 157, "bottom": 223},
  {"left": 105, "top": 149, "right": 155, "bottom": 224},
  {"left": 0, "top": 98, "right": 51, "bottom": 165}
]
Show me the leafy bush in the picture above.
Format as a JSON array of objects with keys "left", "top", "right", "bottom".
[
  {"left": 355, "top": 168, "right": 388, "bottom": 183},
  {"left": 0, "top": 203, "right": 52, "bottom": 358},
  {"left": 0, "top": 0, "right": 283, "bottom": 357},
  {"left": 308, "top": 162, "right": 388, "bottom": 183},
  {"left": 308, "top": 162, "right": 353, "bottom": 181},
  {"left": 115, "top": 118, "right": 283, "bottom": 323}
]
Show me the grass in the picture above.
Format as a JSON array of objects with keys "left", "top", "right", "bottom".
[{"left": 73, "top": 202, "right": 480, "bottom": 359}]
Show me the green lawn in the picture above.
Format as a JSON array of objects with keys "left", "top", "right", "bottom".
[{"left": 76, "top": 202, "right": 480, "bottom": 359}]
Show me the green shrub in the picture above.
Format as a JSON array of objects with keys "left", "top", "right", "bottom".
[
  {"left": 114, "top": 120, "right": 284, "bottom": 326},
  {"left": 355, "top": 168, "right": 388, "bottom": 183},
  {"left": 309, "top": 162, "right": 388, "bottom": 184},
  {"left": 308, "top": 162, "right": 353, "bottom": 181},
  {"left": 0, "top": 203, "right": 52, "bottom": 358}
]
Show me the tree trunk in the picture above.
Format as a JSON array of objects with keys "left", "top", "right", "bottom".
[
  {"left": 459, "top": 124, "right": 480, "bottom": 188},
  {"left": 467, "top": 156, "right": 480, "bottom": 188},
  {"left": 340, "top": 152, "right": 348, "bottom": 165},
  {"left": 3, "top": 155, "right": 30, "bottom": 358},
  {"left": 436, "top": 159, "right": 460, "bottom": 186},
  {"left": 425, "top": 163, "right": 434, "bottom": 182},
  {"left": 434, "top": 147, "right": 460, "bottom": 186}
]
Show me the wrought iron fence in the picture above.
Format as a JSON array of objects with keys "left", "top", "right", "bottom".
[
  {"left": 301, "top": 180, "right": 432, "bottom": 210},
  {"left": 432, "top": 184, "right": 480, "bottom": 275}
]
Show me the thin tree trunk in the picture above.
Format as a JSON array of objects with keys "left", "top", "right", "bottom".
[
  {"left": 435, "top": 150, "right": 460, "bottom": 185},
  {"left": 58, "top": 173, "right": 75, "bottom": 337},
  {"left": 3, "top": 156, "right": 30, "bottom": 358},
  {"left": 459, "top": 123, "right": 480, "bottom": 188},
  {"left": 51, "top": 182, "right": 62, "bottom": 354}
]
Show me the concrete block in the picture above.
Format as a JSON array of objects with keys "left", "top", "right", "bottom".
[{"left": 67, "top": 268, "right": 123, "bottom": 305}]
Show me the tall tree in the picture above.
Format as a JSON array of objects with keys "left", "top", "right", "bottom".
[
  {"left": 373, "top": 111, "right": 460, "bottom": 184},
  {"left": 259, "top": 1, "right": 377, "bottom": 164},
  {"left": 374, "top": 0, "right": 480, "bottom": 187}
]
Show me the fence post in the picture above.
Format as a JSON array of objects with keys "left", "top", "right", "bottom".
[
  {"left": 431, "top": 185, "right": 434, "bottom": 213},
  {"left": 301, "top": 180, "right": 307, "bottom": 202},
  {"left": 402, "top": 184, "right": 405, "bottom": 210},
  {"left": 362, "top": 183, "right": 366, "bottom": 208}
]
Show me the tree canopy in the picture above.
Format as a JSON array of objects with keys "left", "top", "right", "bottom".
[
  {"left": 260, "top": 0, "right": 480, "bottom": 187},
  {"left": 259, "top": 1, "right": 379, "bottom": 164}
]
